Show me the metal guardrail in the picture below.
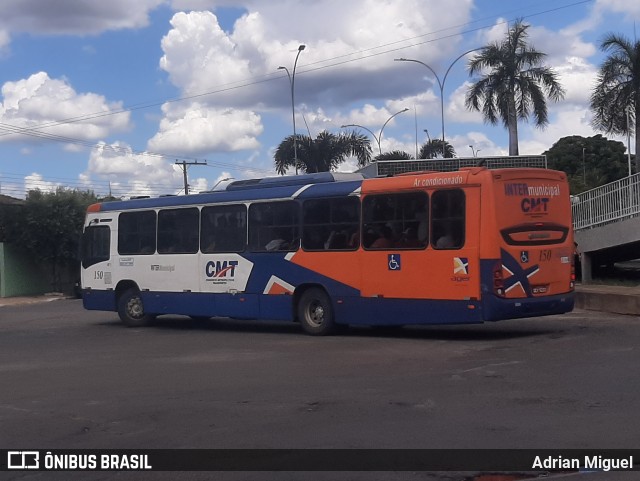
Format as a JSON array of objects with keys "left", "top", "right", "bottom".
[{"left": 572, "top": 173, "right": 640, "bottom": 231}]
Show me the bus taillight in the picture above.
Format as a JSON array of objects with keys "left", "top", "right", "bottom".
[{"left": 493, "top": 262, "right": 505, "bottom": 297}]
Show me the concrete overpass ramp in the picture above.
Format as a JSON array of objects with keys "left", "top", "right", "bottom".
[{"left": 573, "top": 173, "right": 640, "bottom": 282}]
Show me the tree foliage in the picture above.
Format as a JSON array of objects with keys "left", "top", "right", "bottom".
[
  {"left": 274, "top": 130, "right": 372, "bottom": 174},
  {"left": 466, "top": 18, "right": 564, "bottom": 156},
  {"left": 419, "top": 139, "right": 456, "bottom": 159},
  {"left": 1, "top": 188, "right": 98, "bottom": 291},
  {"left": 590, "top": 33, "right": 640, "bottom": 172},
  {"left": 543, "top": 135, "right": 632, "bottom": 193},
  {"left": 374, "top": 150, "right": 413, "bottom": 161}
]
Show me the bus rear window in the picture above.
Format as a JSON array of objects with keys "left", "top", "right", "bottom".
[{"left": 500, "top": 223, "right": 569, "bottom": 246}]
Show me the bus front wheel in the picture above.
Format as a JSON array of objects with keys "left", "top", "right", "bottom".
[
  {"left": 118, "top": 288, "right": 153, "bottom": 327},
  {"left": 297, "top": 288, "right": 335, "bottom": 336}
]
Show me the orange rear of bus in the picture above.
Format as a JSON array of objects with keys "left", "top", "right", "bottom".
[{"left": 480, "top": 168, "right": 574, "bottom": 320}]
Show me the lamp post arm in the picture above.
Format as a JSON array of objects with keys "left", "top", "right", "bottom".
[
  {"left": 395, "top": 58, "right": 442, "bottom": 90},
  {"left": 341, "top": 123, "right": 380, "bottom": 153},
  {"left": 441, "top": 47, "right": 482, "bottom": 87},
  {"left": 379, "top": 108, "right": 409, "bottom": 154}
]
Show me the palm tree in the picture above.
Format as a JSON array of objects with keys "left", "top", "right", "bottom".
[
  {"left": 274, "top": 130, "right": 372, "bottom": 175},
  {"left": 419, "top": 139, "right": 456, "bottom": 159},
  {"left": 590, "top": 33, "right": 639, "bottom": 172},
  {"left": 466, "top": 19, "right": 565, "bottom": 156},
  {"left": 374, "top": 150, "right": 413, "bottom": 161}
]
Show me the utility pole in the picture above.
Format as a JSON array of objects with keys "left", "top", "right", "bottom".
[{"left": 175, "top": 160, "right": 207, "bottom": 195}]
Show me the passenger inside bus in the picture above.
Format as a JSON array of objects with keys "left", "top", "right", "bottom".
[
  {"left": 370, "top": 225, "right": 394, "bottom": 249},
  {"left": 434, "top": 221, "right": 461, "bottom": 249},
  {"left": 396, "top": 226, "right": 421, "bottom": 248}
]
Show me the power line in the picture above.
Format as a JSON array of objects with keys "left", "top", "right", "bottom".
[
  {"left": 175, "top": 160, "right": 207, "bottom": 195},
  {"left": 0, "top": 0, "right": 594, "bottom": 141},
  {"left": 0, "top": 0, "right": 594, "bottom": 187}
]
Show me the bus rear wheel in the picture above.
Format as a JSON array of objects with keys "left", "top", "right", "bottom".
[
  {"left": 118, "top": 288, "right": 153, "bottom": 327},
  {"left": 297, "top": 288, "right": 335, "bottom": 336}
]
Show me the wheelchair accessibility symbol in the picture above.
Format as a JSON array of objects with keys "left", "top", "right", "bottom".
[{"left": 388, "top": 254, "right": 401, "bottom": 271}]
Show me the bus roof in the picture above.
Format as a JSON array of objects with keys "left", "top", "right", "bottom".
[
  {"left": 87, "top": 168, "right": 566, "bottom": 213},
  {"left": 92, "top": 172, "right": 365, "bottom": 212}
]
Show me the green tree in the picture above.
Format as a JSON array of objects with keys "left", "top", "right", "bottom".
[
  {"left": 374, "top": 150, "right": 413, "bottom": 161},
  {"left": 3, "top": 188, "right": 98, "bottom": 292},
  {"left": 274, "top": 130, "right": 372, "bottom": 174},
  {"left": 466, "top": 19, "right": 565, "bottom": 156},
  {"left": 590, "top": 33, "right": 640, "bottom": 172},
  {"left": 419, "top": 139, "right": 456, "bottom": 159},
  {"left": 544, "top": 135, "right": 631, "bottom": 193}
]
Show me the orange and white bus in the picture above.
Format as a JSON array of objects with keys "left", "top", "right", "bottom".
[{"left": 80, "top": 167, "right": 574, "bottom": 335}]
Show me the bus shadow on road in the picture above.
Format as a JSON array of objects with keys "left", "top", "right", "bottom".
[{"left": 99, "top": 316, "right": 560, "bottom": 341}]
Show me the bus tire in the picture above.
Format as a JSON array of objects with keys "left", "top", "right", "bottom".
[
  {"left": 118, "top": 288, "right": 153, "bottom": 327},
  {"left": 297, "top": 288, "right": 335, "bottom": 336}
]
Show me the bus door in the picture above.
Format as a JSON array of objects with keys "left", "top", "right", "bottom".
[
  {"left": 422, "top": 187, "right": 481, "bottom": 304},
  {"left": 493, "top": 171, "right": 574, "bottom": 299},
  {"left": 199, "top": 204, "right": 258, "bottom": 318},
  {"left": 358, "top": 188, "right": 481, "bottom": 321},
  {"left": 359, "top": 191, "right": 429, "bottom": 306}
]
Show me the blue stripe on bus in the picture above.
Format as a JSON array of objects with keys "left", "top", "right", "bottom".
[
  {"left": 82, "top": 289, "right": 116, "bottom": 312},
  {"left": 479, "top": 259, "right": 574, "bottom": 321},
  {"left": 82, "top": 288, "right": 485, "bottom": 325},
  {"left": 81, "top": 286, "right": 572, "bottom": 326},
  {"left": 241, "top": 252, "right": 361, "bottom": 298}
]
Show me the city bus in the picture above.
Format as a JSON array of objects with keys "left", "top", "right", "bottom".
[{"left": 80, "top": 167, "right": 575, "bottom": 335}]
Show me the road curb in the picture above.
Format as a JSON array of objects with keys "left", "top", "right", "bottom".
[
  {"left": 574, "top": 285, "right": 640, "bottom": 316},
  {"left": 0, "top": 294, "right": 67, "bottom": 308}
]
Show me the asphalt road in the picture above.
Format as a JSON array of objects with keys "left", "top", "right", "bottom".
[{"left": 1, "top": 300, "right": 638, "bottom": 480}]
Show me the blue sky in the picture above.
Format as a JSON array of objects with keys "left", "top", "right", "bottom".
[{"left": 0, "top": 0, "right": 637, "bottom": 199}]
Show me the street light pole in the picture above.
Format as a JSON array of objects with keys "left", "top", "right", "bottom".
[
  {"left": 627, "top": 107, "right": 633, "bottom": 177},
  {"left": 278, "top": 44, "right": 306, "bottom": 175},
  {"left": 341, "top": 108, "right": 409, "bottom": 155},
  {"left": 582, "top": 147, "right": 587, "bottom": 185},
  {"left": 469, "top": 145, "right": 477, "bottom": 157},
  {"left": 395, "top": 48, "right": 481, "bottom": 148}
]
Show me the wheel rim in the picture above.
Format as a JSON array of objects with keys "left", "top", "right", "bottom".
[
  {"left": 126, "top": 296, "right": 145, "bottom": 319},
  {"left": 306, "top": 300, "right": 324, "bottom": 328}
]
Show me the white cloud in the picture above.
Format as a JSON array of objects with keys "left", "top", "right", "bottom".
[
  {"left": 151, "top": 3, "right": 479, "bottom": 161},
  {"left": 554, "top": 56, "right": 599, "bottom": 105},
  {"left": 0, "top": 72, "right": 131, "bottom": 146},
  {"left": 85, "top": 141, "right": 185, "bottom": 197},
  {"left": 147, "top": 102, "right": 263, "bottom": 155},
  {"left": 0, "top": 0, "right": 164, "bottom": 36},
  {"left": 24, "top": 172, "right": 60, "bottom": 193},
  {"left": 595, "top": 0, "right": 640, "bottom": 20}
]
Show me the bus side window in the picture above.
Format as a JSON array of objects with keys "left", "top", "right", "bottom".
[
  {"left": 201, "top": 204, "right": 247, "bottom": 253},
  {"left": 431, "top": 189, "right": 465, "bottom": 250},
  {"left": 362, "top": 192, "right": 428, "bottom": 250},
  {"left": 248, "top": 201, "right": 299, "bottom": 252},
  {"left": 118, "top": 210, "right": 157, "bottom": 255},
  {"left": 302, "top": 197, "right": 359, "bottom": 251},
  {"left": 158, "top": 207, "right": 199, "bottom": 254}
]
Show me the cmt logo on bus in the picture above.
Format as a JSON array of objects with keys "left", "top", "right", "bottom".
[
  {"left": 205, "top": 260, "right": 239, "bottom": 278},
  {"left": 521, "top": 197, "right": 550, "bottom": 213}
]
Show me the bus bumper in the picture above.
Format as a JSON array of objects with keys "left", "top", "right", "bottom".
[
  {"left": 82, "top": 289, "right": 117, "bottom": 312},
  {"left": 483, "top": 292, "right": 574, "bottom": 321}
]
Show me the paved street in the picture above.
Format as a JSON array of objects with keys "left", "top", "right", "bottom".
[{"left": 0, "top": 300, "right": 639, "bottom": 480}]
